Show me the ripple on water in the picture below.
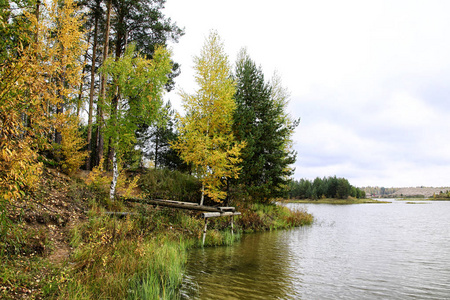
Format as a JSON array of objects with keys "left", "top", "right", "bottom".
[{"left": 181, "top": 202, "right": 450, "bottom": 299}]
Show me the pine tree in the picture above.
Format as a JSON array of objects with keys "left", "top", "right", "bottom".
[{"left": 171, "top": 31, "right": 245, "bottom": 204}]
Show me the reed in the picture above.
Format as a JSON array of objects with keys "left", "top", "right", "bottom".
[
  {"left": 236, "top": 203, "right": 314, "bottom": 232},
  {"left": 64, "top": 212, "right": 190, "bottom": 299}
]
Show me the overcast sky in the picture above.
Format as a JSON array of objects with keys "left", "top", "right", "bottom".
[{"left": 163, "top": 0, "right": 450, "bottom": 188}]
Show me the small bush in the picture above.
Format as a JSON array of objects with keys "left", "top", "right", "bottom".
[{"left": 139, "top": 168, "right": 201, "bottom": 202}]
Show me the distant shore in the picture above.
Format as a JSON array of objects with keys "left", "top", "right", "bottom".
[{"left": 284, "top": 197, "right": 390, "bottom": 204}]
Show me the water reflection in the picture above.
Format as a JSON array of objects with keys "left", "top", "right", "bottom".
[
  {"left": 181, "top": 229, "right": 308, "bottom": 299},
  {"left": 182, "top": 201, "right": 450, "bottom": 299}
]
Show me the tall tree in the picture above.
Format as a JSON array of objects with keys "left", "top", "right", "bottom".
[
  {"left": 95, "top": 0, "right": 112, "bottom": 167},
  {"left": 84, "top": 0, "right": 101, "bottom": 170},
  {"left": 104, "top": 0, "right": 184, "bottom": 168},
  {"left": 100, "top": 43, "right": 172, "bottom": 200},
  {"left": 0, "top": 0, "right": 86, "bottom": 200},
  {"left": 49, "top": 0, "right": 86, "bottom": 145},
  {"left": 171, "top": 32, "right": 245, "bottom": 204},
  {"left": 110, "top": 0, "right": 183, "bottom": 90},
  {"left": 233, "top": 50, "right": 298, "bottom": 203}
]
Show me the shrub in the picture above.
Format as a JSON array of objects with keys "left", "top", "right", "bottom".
[{"left": 139, "top": 168, "right": 201, "bottom": 202}]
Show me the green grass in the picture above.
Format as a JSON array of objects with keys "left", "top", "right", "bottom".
[
  {"left": 63, "top": 210, "right": 192, "bottom": 299},
  {"left": 236, "top": 203, "right": 314, "bottom": 233},
  {"left": 1, "top": 167, "right": 315, "bottom": 299}
]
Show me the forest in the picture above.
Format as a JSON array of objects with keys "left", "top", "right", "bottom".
[
  {"left": 288, "top": 176, "right": 366, "bottom": 200},
  {"left": 1, "top": 0, "right": 297, "bottom": 205},
  {"left": 0, "top": 0, "right": 368, "bottom": 298}
]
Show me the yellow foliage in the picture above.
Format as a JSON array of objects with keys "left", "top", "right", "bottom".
[
  {"left": 84, "top": 158, "right": 140, "bottom": 198},
  {"left": 0, "top": 0, "right": 86, "bottom": 202},
  {"left": 171, "top": 31, "right": 245, "bottom": 202},
  {"left": 58, "top": 114, "right": 88, "bottom": 176},
  {"left": 85, "top": 159, "right": 111, "bottom": 188},
  {"left": 0, "top": 138, "right": 42, "bottom": 202},
  {"left": 117, "top": 174, "right": 141, "bottom": 199}
]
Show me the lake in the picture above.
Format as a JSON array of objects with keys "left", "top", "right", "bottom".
[{"left": 180, "top": 200, "right": 450, "bottom": 299}]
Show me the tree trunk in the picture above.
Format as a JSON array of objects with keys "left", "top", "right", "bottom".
[
  {"left": 35, "top": 0, "right": 40, "bottom": 44},
  {"left": 106, "top": 93, "right": 118, "bottom": 171},
  {"left": 54, "top": 102, "right": 63, "bottom": 144},
  {"left": 86, "top": 15, "right": 99, "bottom": 170},
  {"left": 109, "top": 150, "right": 118, "bottom": 200},
  {"left": 55, "top": 71, "right": 65, "bottom": 145},
  {"left": 200, "top": 181, "right": 205, "bottom": 206},
  {"left": 106, "top": 12, "right": 124, "bottom": 170},
  {"left": 96, "top": 0, "right": 112, "bottom": 167},
  {"left": 154, "top": 131, "right": 159, "bottom": 168},
  {"left": 76, "top": 34, "right": 91, "bottom": 118}
]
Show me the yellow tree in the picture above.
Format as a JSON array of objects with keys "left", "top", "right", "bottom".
[
  {"left": 172, "top": 31, "right": 245, "bottom": 204},
  {"left": 0, "top": 0, "right": 86, "bottom": 201}
]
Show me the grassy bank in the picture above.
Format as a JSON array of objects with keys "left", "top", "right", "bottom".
[
  {"left": 285, "top": 197, "right": 391, "bottom": 204},
  {"left": 0, "top": 168, "right": 313, "bottom": 299}
]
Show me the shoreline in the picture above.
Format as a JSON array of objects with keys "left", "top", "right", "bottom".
[{"left": 283, "top": 197, "right": 391, "bottom": 204}]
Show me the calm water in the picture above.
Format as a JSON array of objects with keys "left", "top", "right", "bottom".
[{"left": 180, "top": 200, "right": 450, "bottom": 299}]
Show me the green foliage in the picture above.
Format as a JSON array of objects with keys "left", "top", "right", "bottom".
[
  {"left": 236, "top": 203, "right": 313, "bottom": 233},
  {"left": 289, "top": 176, "right": 366, "bottom": 199},
  {"left": 101, "top": 43, "right": 172, "bottom": 153},
  {"left": 109, "top": 0, "right": 184, "bottom": 91},
  {"left": 139, "top": 168, "right": 201, "bottom": 202},
  {"left": 137, "top": 101, "right": 187, "bottom": 171},
  {"left": 65, "top": 213, "right": 188, "bottom": 299},
  {"left": 100, "top": 43, "right": 172, "bottom": 199},
  {"left": 233, "top": 50, "right": 298, "bottom": 204}
]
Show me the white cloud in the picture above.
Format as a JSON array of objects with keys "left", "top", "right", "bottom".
[{"left": 164, "top": 0, "right": 450, "bottom": 187}]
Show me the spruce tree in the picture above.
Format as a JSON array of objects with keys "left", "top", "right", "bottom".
[{"left": 233, "top": 50, "right": 298, "bottom": 203}]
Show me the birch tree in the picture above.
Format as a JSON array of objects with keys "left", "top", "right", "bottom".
[
  {"left": 171, "top": 31, "right": 245, "bottom": 204},
  {"left": 100, "top": 43, "right": 172, "bottom": 200},
  {"left": 0, "top": 0, "right": 86, "bottom": 200}
]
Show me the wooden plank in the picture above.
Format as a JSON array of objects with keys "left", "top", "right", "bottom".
[
  {"left": 218, "top": 207, "right": 236, "bottom": 212},
  {"left": 123, "top": 197, "right": 239, "bottom": 213},
  {"left": 138, "top": 199, "right": 229, "bottom": 212},
  {"left": 231, "top": 215, "right": 234, "bottom": 236},
  {"left": 146, "top": 199, "right": 225, "bottom": 212},
  {"left": 201, "top": 212, "right": 241, "bottom": 218},
  {"left": 154, "top": 199, "right": 200, "bottom": 206},
  {"left": 202, "top": 218, "right": 208, "bottom": 246}
]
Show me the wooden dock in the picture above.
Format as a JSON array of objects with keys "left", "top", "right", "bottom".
[{"left": 123, "top": 198, "right": 240, "bottom": 245}]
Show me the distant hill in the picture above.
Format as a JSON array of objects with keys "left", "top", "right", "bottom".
[{"left": 363, "top": 186, "right": 450, "bottom": 198}]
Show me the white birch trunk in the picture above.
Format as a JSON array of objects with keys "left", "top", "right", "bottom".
[
  {"left": 109, "top": 151, "right": 118, "bottom": 200},
  {"left": 200, "top": 181, "right": 205, "bottom": 206}
]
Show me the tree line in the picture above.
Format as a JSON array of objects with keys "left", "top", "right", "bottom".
[
  {"left": 288, "top": 176, "right": 366, "bottom": 199},
  {"left": 1, "top": 0, "right": 297, "bottom": 205}
]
